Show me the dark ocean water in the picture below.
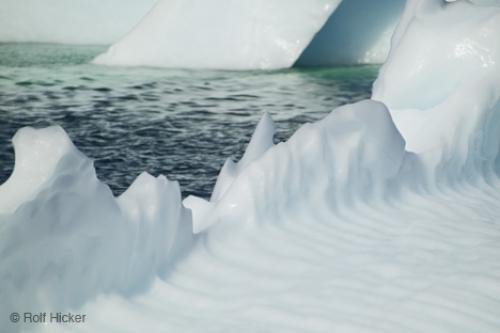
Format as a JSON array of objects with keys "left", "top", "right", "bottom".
[{"left": 0, "top": 43, "right": 377, "bottom": 198}]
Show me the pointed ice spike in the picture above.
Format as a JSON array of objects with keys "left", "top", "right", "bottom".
[
  {"left": 237, "top": 112, "right": 275, "bottom": 172},
  {"left": 210, "top": 112, "right": 275, "bottom": 203}
]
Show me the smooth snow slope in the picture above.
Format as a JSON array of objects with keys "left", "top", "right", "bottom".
[
  {"left": 2, "top": 0, "right": 500, "bottom": 332},
  {"left": 94, "top": 0, "right": 342, "bottom": 69},
  {"left": 0, "top": 0, "right": 156, "bottom": 45},
  {"left": 296, "top": 0, "right": 406, "bottom": 66}
]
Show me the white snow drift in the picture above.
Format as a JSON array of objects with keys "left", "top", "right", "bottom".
[{"left": 2, "top": 0, "right": 500, "bottom": 332}]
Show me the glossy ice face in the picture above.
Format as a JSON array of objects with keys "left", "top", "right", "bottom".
[{"left": 373, "top": 0, "right": 500, "bottom": 110}]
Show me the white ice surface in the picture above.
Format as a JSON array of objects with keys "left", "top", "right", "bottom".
[
  {"left": 0, "top": 0, "right": 156, "bottom": 45},
  {"left": 45, "top": 181, "right": 500, "bottom": 333},
  {"left": 94, "top": 0, "right": 341, "bottom": 69},
  {"left": 2, "top": 0, "right": 500, "bottom": 332}
]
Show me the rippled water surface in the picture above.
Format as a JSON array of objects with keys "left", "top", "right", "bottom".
[{"left": 0, "top": 43, "right": 377, "bottom": 198}]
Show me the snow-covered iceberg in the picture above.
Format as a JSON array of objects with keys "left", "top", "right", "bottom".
[
  {"left": 0, "top": 0, "right": 156, "bottom": 45},
  {"left": 94, "top": 0, "right": 341, "bottom": 69}
]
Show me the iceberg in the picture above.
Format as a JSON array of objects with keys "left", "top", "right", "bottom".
[
  {"left": 0, "top": 0, "right": 156, "bottom": 45},
  {"left": 94, "top": 0, "right": 342, "bottom": 69},
  {"left": 2, "top": 0, "right": 500, "bottom": 332},
  {"left": 95, "top": 0, "right": 407, "bottom": 69}
]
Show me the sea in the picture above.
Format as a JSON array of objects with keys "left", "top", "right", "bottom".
[{"left": 0, "top": 43, "right": 377, "bottom": 198}]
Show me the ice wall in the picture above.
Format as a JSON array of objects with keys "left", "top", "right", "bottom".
[
  {"left": 94, "top": 0, "right": 341, "bottom": 69},
  {"left": 0, "top": 0, "right": 156, "bottom": 45},
  {"left": 0, "top": 127, "right": 192, "bottom": 331},
  {"left": 296, "top": 0, "right": 406, "bottom": 66}
]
